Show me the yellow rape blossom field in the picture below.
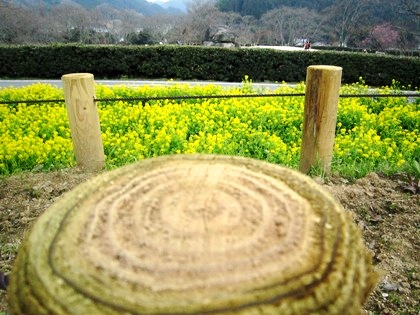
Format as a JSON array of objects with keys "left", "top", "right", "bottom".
[{"left": 0, "top": 79, "right": 419, "bottom": 178}]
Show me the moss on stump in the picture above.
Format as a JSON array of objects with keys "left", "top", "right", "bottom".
[{"left": 8, "top": 155, "right": 378, "bottom": 314}]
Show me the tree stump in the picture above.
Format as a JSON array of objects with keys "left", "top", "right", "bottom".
[{"left": 8, "top": 155, "right": 378, "bottom": 315}]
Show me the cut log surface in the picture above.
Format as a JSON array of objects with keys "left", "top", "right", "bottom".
[{"left": 9, "top": 155, "right": 378, "bottom": 315}]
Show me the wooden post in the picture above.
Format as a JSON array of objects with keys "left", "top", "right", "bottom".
[
  {"left": 9, "top": 155, "right": 378, "bottom": 315},
  {"left": 299, "top": 65, "right": 342, "bottom": 175},
  {"left": 62, "top": 73, "right": 105, "bottom": 171}
]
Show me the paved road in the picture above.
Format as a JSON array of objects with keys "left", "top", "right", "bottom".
[{"left": 0, "top": 79, "right": 284, "bottom": 90}]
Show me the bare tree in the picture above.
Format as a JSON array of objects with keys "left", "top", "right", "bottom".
[
  {"left": 261, "top": 7, "right": 322, "bottom": 46},
  {"left": 392, "top": 0, "right": 419, "bottom": 49},
  {"left": 0, "top": 4, "right": 43, "bottom": 43},
  {"left": 180, "top": 0, "right": 226, "bottom": 44},
  {"left": 233, "top": 15, "right": 260, "bottom": 45},
  {"left": 261, "top": 8, "right": 287, "bottom": 45},
  {"left": 135, "top": 14, "right": 180, "bottom": 44},
  {"left": 324, "top": 0, "right": 373, "bottom": 47},
  {"left": 401, "top": 0, "right": 420, "bottom": 17},
  {"left": 51, "top": 4, "right": 90, "bottom": 43}
]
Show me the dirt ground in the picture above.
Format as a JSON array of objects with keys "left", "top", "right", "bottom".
[{"left": 0, "top": 167, "right": 418, "bottom": 314}]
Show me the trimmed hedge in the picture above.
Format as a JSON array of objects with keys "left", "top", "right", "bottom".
[
  {"left": 313, "top": 46, "right": 420, "bottom": 58},
  {"left": 0, "top": 44, "right": 419, "bottom": 87}
]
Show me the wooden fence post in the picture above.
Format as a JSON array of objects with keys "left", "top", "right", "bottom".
[
  {"left": 299, "top": 65, "right": 342, "bottom": 175},
  {"left": 62, "top": 73, "right": 105, "bottom": 171},
  {"left": 9, "top": 154, "right": 379, "bottom": 315}
]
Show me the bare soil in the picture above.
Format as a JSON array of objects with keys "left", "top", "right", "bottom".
[{"left": 0, "top": 168, "right": 418, "bottom": 314}]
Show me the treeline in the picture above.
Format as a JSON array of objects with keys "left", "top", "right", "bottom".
[
  {"left": 0, "top": 0, "right": 418, "bottom": 50},
  {"left": 0, "top": 2, "right": 175, "bottom": 45},
  {"left": 217, "top": 0, "right": 335, "bottom": 18},
  {"left": 216, "top": 0, "right": 419, "bottom": 48},
  {"left": 216, "top": 0, "right": 417, "bottom": 21}
]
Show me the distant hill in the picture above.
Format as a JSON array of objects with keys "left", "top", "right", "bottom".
[
  {"left": 12, "top": 0, "right": 185, "bottom": 15},
  {"left": 153, "top": 0, "right": 187, "bottom": 13}
]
